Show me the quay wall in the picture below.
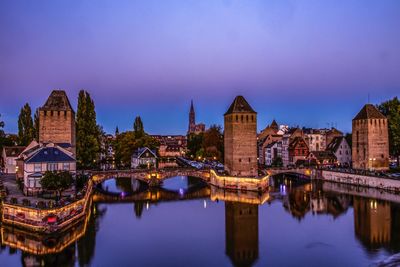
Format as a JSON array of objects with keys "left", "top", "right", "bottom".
[
  {"left": 317, "top": 170, "right": 400, "bottom": 193},
  {"left": 209, "top": 170, "right": 269, "bottom": 192},
  {"left": 1, "top": 180, "right": 93, "bottom": 233}
]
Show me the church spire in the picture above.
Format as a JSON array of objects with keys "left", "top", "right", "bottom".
[{"left": 188, "top": 100, "right": 196, "bottom": 133}]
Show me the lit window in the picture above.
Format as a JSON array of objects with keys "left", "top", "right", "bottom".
[
  {"left": 63, "top": 163, "right": 70, "bottom": 171},
  {"left": 34, "top": 163, "right": 42, "bottom": 172},
  {"left": 47, "top": 163, "right": 58, "bottom": 171}
]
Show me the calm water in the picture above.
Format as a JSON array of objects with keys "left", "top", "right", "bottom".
[{"left": 1, "top": 175, "right": 400, "bottom": 267}]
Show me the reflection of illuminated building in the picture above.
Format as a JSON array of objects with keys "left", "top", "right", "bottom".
[
  {"left": 354, "top": 197, "right": 391, "bottom": 250},
  {"left": 1, "top": 207, "right": 91, "bottom": 256},
  {"left": 210, "top": 186, "right": 270, "bottom": 205},
  {"left": 284, "top": 187, "right": 311, "bottom": 220},
  {"left": 225, "top": 202, "right": 259, "bottom": 267},
  {"left": 0, "top": 205, "right": 102, "bottom": 267},
  {"left": 134, "top": 202, "right": 144, "bottom": 218}
]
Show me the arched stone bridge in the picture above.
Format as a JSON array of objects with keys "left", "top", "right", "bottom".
[
  {"left": 266, "top": 168, "right": 315, "bottom": 179},
  {"left": 91, "top": 168, "right": 211, "bottom": 186}
]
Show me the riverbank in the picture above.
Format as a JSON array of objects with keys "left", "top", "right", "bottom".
[
  {"left": 1, "top": 179, "right": 93, "bottom": 233},
  {"left": 317, "top": 170, "right": 400, "bottom": 193}
]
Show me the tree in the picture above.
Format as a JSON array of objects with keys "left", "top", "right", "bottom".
[
  {"left": 113, "top": 130, "right": 159, "bottom": 168},
  {"left": 187, "top": 133, "right": 204, "bottom": 159},
  {"left": 202, "top": 125, "right": 224, "bottom": 161},
  {"left": 0, "top": 113, "right": 4, "bottom": 134},
  {"left": 0, "top": 113, "right": 9, "bottom": 151},
  {"left": 378, "top": 97, "right": 400, "bottom": 165},
  {"left": 272, "top": 157, "right": 283, "bottom": 167},
  {"left": 40, "top": 171, "right": 73, "bottom": 199},
  {"left": 187, "top": 125, "right": 224, "bottom": 161},
  {"left": 17, "top": 103, "right": 34, "bottom": 145},
  {"left": 345, "top": 133, "right": 352, "bottom": 148},
  {"left": 33, "top": 108, "right": 40, "bottom": 141},
  {"left": 133, "top": 116, "right": 144, "bottom": 138},
  {"left": 76, "top": 90, "right": 101, "bottom": 169},
  {"left": 115, "top": 126, "right": 119, "bottom": 136}
]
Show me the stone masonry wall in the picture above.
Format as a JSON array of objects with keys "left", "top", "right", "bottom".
[{"left": 224, "top": 113, "right": 258, "bottom": 176}]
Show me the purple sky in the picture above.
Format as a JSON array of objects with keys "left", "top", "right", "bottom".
[{"left": 0, "top": 0, "right": 399, "bottom": 135}]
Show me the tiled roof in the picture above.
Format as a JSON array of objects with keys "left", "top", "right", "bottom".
[
  {"left": 25, "top": 147, "right": 75, "bottom": 163},
  {"left": 326, "top": 136, "right": 346, "bottom": 153},
  {"left": 3, "top": 146, "right": 26, "bottom": 157},
  {"left": 40, "top": 90, "right": 74, "bottom": 111},
  {"left": 224, "top": 96, "right": 256, "bottom": 115},
  {"left": 353, "top": 104, "right": 386, "bottom": 120},
  {"left": 309, "top": 151, "right": 337, "bottom": 160}
]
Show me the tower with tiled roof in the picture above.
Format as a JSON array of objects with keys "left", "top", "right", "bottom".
[
  {"left": 39, "top": 90, "right": 76, "bottom": 154},
  {"left": 224, "top": 96, "right": 258, "bottom": 176},
  {"left": 352, "top": 104, "right": 389, "bottom": 170}
]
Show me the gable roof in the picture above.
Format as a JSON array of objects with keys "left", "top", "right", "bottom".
[
  {"left": 326, "top": 136, "right": 348, "bottom": 153},
  {"left": 25, "top": 146, "right": 75, "bottom": 163},
  {"left": 3, "top": 146, "right": 26, "bottom": 158},
  {"left": 40, "top": 90, "right": 74, "bottom": 112},
  {"left": 289, "top": 136, "right": 308, "bottom": 149},
  {"left": 132, "top": 147, "right": 157, "bottom": 159},
  {"left": 308, "top": 151, "right": 337, "bottom": 160},
  {"left": 224, "top": 95, "right": 256, "bottom": 115},
  {"left": 353, "top": 104, "right": 386, "bottom": 120}
]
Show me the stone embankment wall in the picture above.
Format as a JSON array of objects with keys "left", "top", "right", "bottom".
[{"left": 317, "top": 170, "right": 400, "bottom": 193}]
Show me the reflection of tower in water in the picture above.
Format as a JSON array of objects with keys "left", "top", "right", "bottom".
[
  {"left": 225, "top": 202, "right": 259, "bottom": 267},
  {"left": 353, "top": 197, "right": 391, "bottom": 250}
]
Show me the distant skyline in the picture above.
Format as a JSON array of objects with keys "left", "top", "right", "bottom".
[{"left": 1, "top": 0, "right": 399, "bottom": 135}]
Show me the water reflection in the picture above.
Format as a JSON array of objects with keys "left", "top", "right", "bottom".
[
  {"left": 225, "top": 202, "right": 259, "bottom": 267},
  {"left": 2, "top": 175, "right": 400, "bottom": 266}
]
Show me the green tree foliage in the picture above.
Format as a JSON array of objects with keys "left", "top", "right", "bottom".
[
  {"left": 115, "top": 126, "right": 119, "bottom": 136},
  {"left": 187, "top": 125, "right": 224, "bottom": 161},
  {"left": 76, "top": 90, "right": 101, "bottom": 169},
  {"left": 17, "top": 103, "right": 34, "bottom": 145},
  {"left": 114, "top": 117, "right": 158, "bottom": 168},
  {"left": 202, "top": 125, "right": 224, "bottom": 161},
  {"left": 187, "top": 133, "right": 204, "bottom": 159},
  {"left": 40, "top": 171, "right": 73, "bottom": 199},
  {"left": 272, "top": 157, "right": 283, "bottom": 167},
  {"left": 345, "top": 133, "right": 352, "bottom": 148},
  {"left": 378, "top": 97, "right": 400, "bottom": 165},
  {"left": 0, "top": 113, "right": 4, "bottom": 134},
  {"left": 133, "top": 116, "right": 144, "bottom": 138},
  {"left": 33, "top": 108, "right": 40, "bottom": 141}
]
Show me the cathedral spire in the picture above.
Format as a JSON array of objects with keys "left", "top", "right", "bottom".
[{"left": 188, "top": 100, "right": 196, "bottom": 133}]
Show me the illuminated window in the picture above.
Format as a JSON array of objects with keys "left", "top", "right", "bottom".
[
  {"left": 63, "top": 163, "right": 70, "bottom": 170},
  {"left": 34, "top": 163, "right": 42, "bottom": 172},
  {"left": 47, "top": 163, "right": 58, "bottom": 171}
]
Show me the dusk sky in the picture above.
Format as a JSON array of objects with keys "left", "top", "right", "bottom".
[{"left": 0, "top": 0, "right": 399, "bottom": 135}]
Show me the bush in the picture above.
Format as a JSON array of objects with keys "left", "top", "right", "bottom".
[
  {"left": 37, "top": 201, "right": 46, "bottom": 209},
  {"left": 22, "top": 199, "right": 31, "bottom": 206},
  {"left": 75, "top": 173, "right": 89, "bottom": 191}
]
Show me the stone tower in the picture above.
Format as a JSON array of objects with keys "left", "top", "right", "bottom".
[
  {"left": 39, "top": 90, "right": 76, "bottom": 154},
  {"left": 225, "top": 202, "right": 259, "bottom": 267},
  {"left": 188, "top": 100, "right": 195, "bottom": 133},
  {"left": 224, "top": 96, "right": 258, "bottom": 177},
  {"left": 352, "top": 104, "right": 389, "bottom": 171}
]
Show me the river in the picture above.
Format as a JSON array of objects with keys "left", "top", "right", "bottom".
[{"left": 1, "top": 175, "right": 400, "bottom": 267}]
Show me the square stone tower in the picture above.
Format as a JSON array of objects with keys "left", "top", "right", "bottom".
[
  {"left": 352, "top": 104, "right": 389, "bottom": 170},
  {"left": 224, "top": 96, "right": 258, "bottom": 176},
  {"left": 39, "top": 90, "right": 76, "bottom": 154}
]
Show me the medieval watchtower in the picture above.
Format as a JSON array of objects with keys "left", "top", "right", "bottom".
[
  {"left": 352, "top": 104, "right": 389, "bottom": 170},
  {"left": 39, "top": 90, "right": 76, "bottom": 154},
  {"left": 224, "top": 96, "right": 258, "bottom": 176}
]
